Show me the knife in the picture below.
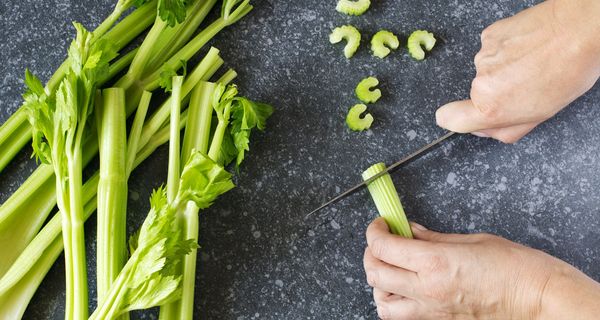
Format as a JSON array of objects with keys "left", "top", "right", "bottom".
[{"left": 306, "top": 131, "right": 457, "bottom": 217}]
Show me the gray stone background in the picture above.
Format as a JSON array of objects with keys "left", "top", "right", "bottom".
[{"left": 1, "top": 0, "right": 599, "bottom": 319}]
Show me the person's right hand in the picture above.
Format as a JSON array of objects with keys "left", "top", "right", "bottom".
[{"left": 436, "top": 0, "right": 600, "bottom": 143}]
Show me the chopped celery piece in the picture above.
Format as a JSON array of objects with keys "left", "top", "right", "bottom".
[
  {"left": 336, "top": 0, "right": 371, "bottom": 16},
  {"left": 346, "top": 104, "right": 373, "bottom": 131},
  {"left": 362, "top": 163, "right": 413, "bottom": 238},
  {"left": 355, "top": 77, "right": 381, "bottom": 104},
  {"left": 329, "top": 25, "right": 361, "bottom": 59},
  {"left": 371, "top": 30, "right": 399, "bottom": 59},
  {"left": 407, "top": 30, "right": 436, "bottom": 61}
]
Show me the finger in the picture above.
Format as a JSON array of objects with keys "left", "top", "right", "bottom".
[
  {"left": 410, "top": 222, "right": 477, "bottom": 243},
  {"left": 366, "top": 218, "right": 435, "bottom": 271},
  {"left": 364, "top": 247, "right": 421, "bottom": 298},
  {"left": 472, "top": 121, "right": 540, "bottom": 144},
  {"left": 373, "top": 287, "right": 392, "bottom": 302},
  {"left": 411, "top": 222, "right": 496, "bottom": 246},
  {"left": 436, "top": 99, "right": 507, "bottom": 133},
  {"left": 376, "top": 296, "right": 424, "bottom": 320}
]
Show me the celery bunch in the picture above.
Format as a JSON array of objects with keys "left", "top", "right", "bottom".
[{"left": 0, "top": 0, "right": 266, "bottom": 318}]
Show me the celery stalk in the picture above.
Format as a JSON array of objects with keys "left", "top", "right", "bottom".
[
  {"left": 167, "top": 76, "right": 184, "bottom": 202},
  {"left": 97, "top": 88, "right": 128, "bottom": 301},
  {"left": 362, "top": 163, "right": 413, "bottom": 238},
  {"left": 178, "top": 81, "right": 218, "bottom": 320},
  {"left": 159, "top": 75, "right": 185, "bottom": 320},
  {"left": 146, "top": 0, "right": 219, "bottom": 72},
  {"left": 138, "top": 47, "right": 223, "bottom": 150},
  {"left": 126, "top": 91, "right": 152, "bottom": 176},
  {"left": 142, "top": 0, "right": 253, "bottom": 88}
]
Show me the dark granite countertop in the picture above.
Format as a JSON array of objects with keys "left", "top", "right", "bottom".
[{"left": 1, "top": 0, "right": 599, "bottom": 319}]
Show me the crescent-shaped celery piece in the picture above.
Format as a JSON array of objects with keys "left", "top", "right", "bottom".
[
  {"left": 407, "top": 30, "right": 436, "bottom": 61},
  {"left": 371, "top": 30, "right": 400, "bottom": 59},
  {"left": 336, "top": 0, "right": 371, "bottom": 16},
  {"left": 346, "top": 104, "right": 373, "bottom": 131},
  {"left": 329, "top": 25, "right": 361, "bottom": 59},
  {"left": 362, "top": 163, "right": 413, "bottom": 238},
  {"left": 356, "top": 77, "right": 381, "bottom": 104}
]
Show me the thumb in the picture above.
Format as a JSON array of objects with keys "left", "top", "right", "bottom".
[
  {"left": 410, "top": 222, "right": 474, "bottom": 244},
  {"left": 436, "top": 99, "right": 500, "bottom": 133}
]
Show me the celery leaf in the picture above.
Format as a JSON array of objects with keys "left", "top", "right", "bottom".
[
  {"left": 158, "top": 0, "right": 188, "bottom": 27},
  {"left": 230, "top": 98, "right": 273, "bottom": 165}
]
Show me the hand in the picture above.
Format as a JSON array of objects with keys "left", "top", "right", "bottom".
[
  {"left": 436, "top": 0, "right": 600, "bottom": 143},
  {"left": 363, "top": 218, "right": 600, "bottom": 319}
]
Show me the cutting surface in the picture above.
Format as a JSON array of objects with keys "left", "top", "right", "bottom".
[{"left": 1, "top": 0, "right": 600, "bottom": 319}]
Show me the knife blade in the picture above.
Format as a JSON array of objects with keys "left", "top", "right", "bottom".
[{"left": 306, "top": 131, "right": 457, "bottom": 218}]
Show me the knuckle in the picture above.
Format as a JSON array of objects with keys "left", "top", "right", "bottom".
[
  {"left": 370, "top": 237, "right": 390, "bottom": 260},
  {"left": 366, "top": 269, "right": 379, "bottom": 287},
  {"left": 425, "top": 254, "right": 449, "bottom": 273},
  {"left": 473, "top": 52, "right": 485, "bottom": 67},
  {"left": 423, "top": 285, "right": 448, "bottom": 301},
  {"left": 480, "top": 26, "right": 494, "bottom": 43}
]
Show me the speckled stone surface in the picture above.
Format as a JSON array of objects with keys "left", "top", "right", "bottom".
[{"left": 1, "top": 0, "right": 600, "bottom": 319}]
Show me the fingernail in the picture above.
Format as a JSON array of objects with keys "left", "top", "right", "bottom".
[
  {"left": 472, "top": 131, "right": 490, "bottom": 138},
  {"left": 411, "top": 222, "right": 427, "bottom": 231}
]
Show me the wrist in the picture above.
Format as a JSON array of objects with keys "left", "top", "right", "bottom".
[
  {"left": 537, "top": 262, "right": 600, "bottom": 320},
  {"left": 553, "top": 0, "right": 600, "bottom": 59}
]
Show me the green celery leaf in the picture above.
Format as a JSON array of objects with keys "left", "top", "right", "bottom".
[
  {"left": 217, "top": 126, "right": 238, "bottom": 167},
  {"left": 158, "top": 0, "right": 188, "bottom": 27},
  {"left": 23, "top": 70, "right": 53, "bottom": 164},
  {"left": 159, "top": 60, "right": 187, "bottom": 92},
  {"left": 178, "top": 150, "right": 235, "bottom": 209},
  {"left": 230, "top": 98, "right": 273, "bottom": 165}
]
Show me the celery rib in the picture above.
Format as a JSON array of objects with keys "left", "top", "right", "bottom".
[
  {"left": 97, "top": 88, "right": 128, "bottom": 301},
  {"left": 178, "top": 81, "right": 217, "bottom": 320},
  {"left": 146, "top": 0, "right": 219, "bottom": 72},
  {"left": 0, "top": 121, "right": 31, "bottom": 173},
  {"left": 362, "top": 163, "right": 413, "bottom": 238}
]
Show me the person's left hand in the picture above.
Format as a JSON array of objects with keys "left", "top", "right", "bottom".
[{"left": 363, "top": 218, "right": 600, "bottom": 320}]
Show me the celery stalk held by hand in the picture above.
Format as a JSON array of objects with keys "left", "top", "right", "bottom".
[{"left": 363, "top": 163, "right": 413, "bottom": 238}]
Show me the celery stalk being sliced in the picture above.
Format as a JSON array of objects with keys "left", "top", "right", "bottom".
[{"left": 362, "top": 163, "right": 413, "bottom": 238}]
